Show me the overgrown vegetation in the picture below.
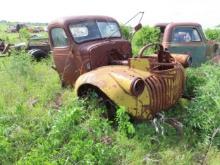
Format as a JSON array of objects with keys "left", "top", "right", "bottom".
[
  {"left": 0, "top": 50, "right": 219, "bottom": 165},
  {"left": 0, "top": 23, "right": 219, "bottom": 164},
  {"left": 185, "top": 64, "right": 220, "bottom": 141},
  {"left": 19, "top": 28, "right": 31, "bottom": 41},
  {"left": 132, "top": 26, "right": 160, "bottom": 55}
]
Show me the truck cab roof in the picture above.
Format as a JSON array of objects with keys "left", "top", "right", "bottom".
[
  {"left": 48, "top": 15, "right": 118, "bottom": 28},
  {"left": 155, "top": 22, "right": 202, "bottom": 28}
]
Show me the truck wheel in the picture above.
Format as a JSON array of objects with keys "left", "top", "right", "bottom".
[
  {"left": 28, "top": 49, "right": 48, "bottom": 61},
  {"left": 100, "top": 96, "right": 116, "bottom": 119},
  {"left": 78, "top": 85, "right": 117, "bottom": 120}
]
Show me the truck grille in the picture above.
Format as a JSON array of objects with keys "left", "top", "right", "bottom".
[{"left": 145, "top": 65, "right": 185, "bottom": 115}]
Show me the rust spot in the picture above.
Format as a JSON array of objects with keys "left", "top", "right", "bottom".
[{"left": 145, "top": 63, "right": 184, "bottom": 116}]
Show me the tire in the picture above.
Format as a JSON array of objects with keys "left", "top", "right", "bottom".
[{"left": 28, "top": 49, "right": 48, "bottom": 61}]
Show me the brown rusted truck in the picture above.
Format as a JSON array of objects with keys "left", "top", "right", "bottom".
[
  {"left": 155, "top": 22, "right": 220, "bottom": 66},
  {"left": 48, "top": 16, "right": 190, "bottom": 120}
]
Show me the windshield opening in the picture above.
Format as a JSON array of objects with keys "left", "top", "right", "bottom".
[{"left": 69, "top": 20, "right": 121, "bottom": 43}]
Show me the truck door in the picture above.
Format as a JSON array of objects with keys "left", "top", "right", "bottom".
[
  {"left": 166, "top": 26, "right": 207, "bottom": 66},
  {"left": 51, "top": 27, "right": 80, "bottom": 86}
]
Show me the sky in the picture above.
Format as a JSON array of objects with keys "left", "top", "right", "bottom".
[{"left": 1, "top": 0, "right": 220, "bottom": 28}]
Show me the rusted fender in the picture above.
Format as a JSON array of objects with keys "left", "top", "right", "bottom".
[
  {"left": 149, "top": 53, "right": 191, "bottom": 68},
  {"left": 171, "top": 54, "right": 191, "bottom": 68},
  {"left": 75, "top": 65, "right": 154, "bottom": 119}
]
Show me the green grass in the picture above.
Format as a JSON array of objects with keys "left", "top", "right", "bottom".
[
  {"left": 0, "top": 23, "right": 20, "bottom": 43},
  {"left": 0, "top": 51, "right": 219, "bottom": 164}
]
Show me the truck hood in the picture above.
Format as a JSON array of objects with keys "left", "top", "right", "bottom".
[{"left": 78, "top": 39, "right": 132, "bottom": 69}]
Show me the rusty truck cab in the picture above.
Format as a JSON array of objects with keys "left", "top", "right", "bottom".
[{"left": 48, "top": 16, "right": 131, "bottom": 86}]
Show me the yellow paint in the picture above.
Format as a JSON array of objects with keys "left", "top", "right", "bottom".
[
  {"left": 109, "top": 72, "right": 136, "bottom": 95},
  {"left": 75, "top": 57, "right": 185, "bottom": 120},
  {"left": 129, "top": 58, "right": 150, "bottom": 71}
]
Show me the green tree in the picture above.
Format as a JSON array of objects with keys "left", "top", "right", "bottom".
[
  {"left": 205, "top": 28, "right": 220, "bottom": 41},
  {"left": 120, "top": 25, "right": 132, "bottom": 40},
  {"left": 132, "top": 26, "right": 160, "bottom": 55}
]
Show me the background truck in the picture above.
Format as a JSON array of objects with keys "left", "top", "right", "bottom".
[
  {"left": 0, "top": 36, "right": 50, "bottom": 60},
  {"left": 155, "top": 22, "right": 220, "bottom": 66}
]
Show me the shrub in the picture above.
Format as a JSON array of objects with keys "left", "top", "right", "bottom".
[
  {"left": 120, "top": 25, "right": 132, "bottom": 40},
  {"left": 184, "top": 64, "right": 220, "bottom": 141},
  {"left": 116, "top": 107, "right": 135, "bottom": 136},
  {"left": 132, "top": 26, "right": 160, "bottom": 55},
  {"left": 18, "top": 99, "right": 120, "bottom": 164},
  {"left": 19, "top": 28, "right": 30, "bottom": 41},
  {"left": 205, "top": 28, "right": 220, "bottom": 41}
]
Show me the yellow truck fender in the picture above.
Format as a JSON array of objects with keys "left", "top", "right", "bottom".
[{"left": 75, "top": 65, "right": 153, "bottom": 119}]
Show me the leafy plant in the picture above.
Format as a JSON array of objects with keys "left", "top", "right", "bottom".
[
  {"left": 19, "top": 28, "right": 30, "bottom": 41},
  {"left": 120, "top": 25, "right": 132, "bottom": 40},
  {"left": 205, "top": 28, "right": 220, "bottom": 41},
  {"left": 132, "top": 26, "right": 160, "bottom": 55},
  {"left": 116, "top": 107, "right": 135, "bottom": 136},
  {"left": 184, "top": 64, "right": 220, "bottom": 142}
]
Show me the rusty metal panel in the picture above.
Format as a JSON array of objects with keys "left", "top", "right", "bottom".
[{"left": 145, "top": 64, "right": 185, "bottom": 116}]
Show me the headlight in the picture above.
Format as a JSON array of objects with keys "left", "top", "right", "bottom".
[{"left": 130, "top": 78, "right": 145, "bottom": 96}]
